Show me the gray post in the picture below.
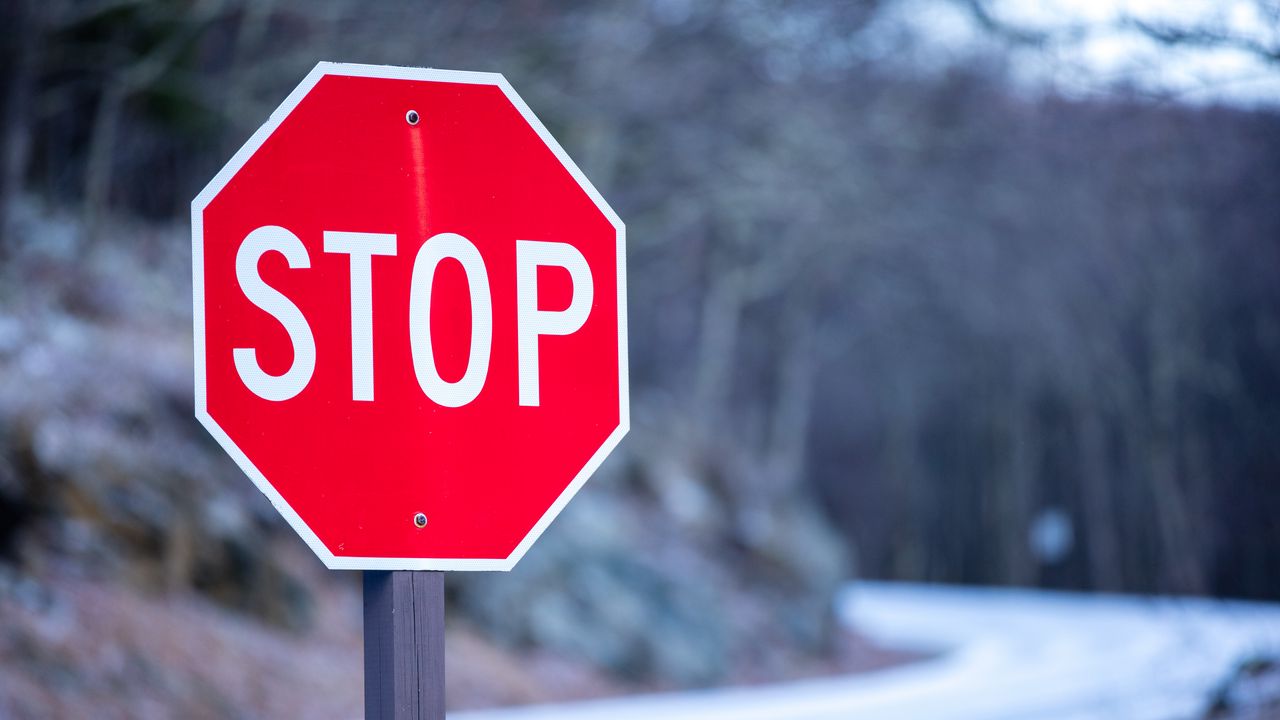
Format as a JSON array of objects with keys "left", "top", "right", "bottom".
[{"left": 364, "top": 570, "right": 445, "bottom": 720}]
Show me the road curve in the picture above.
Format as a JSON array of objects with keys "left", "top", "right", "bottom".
[{"left": 455, "top": 582, "right": 1280, "bottom": 720}]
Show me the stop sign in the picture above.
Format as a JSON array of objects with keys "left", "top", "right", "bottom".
[{"left": 192, "top": 63, "right": 627, "bottom": 571}]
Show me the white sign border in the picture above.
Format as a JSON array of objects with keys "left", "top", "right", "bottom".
[{"left": 192, "top": 61, "right": 629, "bottom": 571}]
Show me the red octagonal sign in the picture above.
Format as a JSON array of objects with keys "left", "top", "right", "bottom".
[{"left": 192, "top": 63, "right": 627, "bottom": 570}]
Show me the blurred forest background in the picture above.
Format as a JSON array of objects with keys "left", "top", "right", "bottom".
[{"left": 1, "top": 0, "right": 1279, "bottom": 717}]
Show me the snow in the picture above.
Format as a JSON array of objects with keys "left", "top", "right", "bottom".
[{"left": 456, "top": 582, "right": 1280, "bottom": 720}]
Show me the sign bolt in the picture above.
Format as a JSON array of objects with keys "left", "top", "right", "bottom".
[
  {"left": 414, "top": 512, "right": 428, "bottom": 528},
  {"left": 406, "top": 109, "right": 420, "bottom": 126}
]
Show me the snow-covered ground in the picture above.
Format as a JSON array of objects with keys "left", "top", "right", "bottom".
[{"left": 457, "top": 582, "right": 1280, "bottom": 720}]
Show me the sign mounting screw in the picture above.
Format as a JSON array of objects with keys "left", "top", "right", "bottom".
[
  {"left": 414, "top": 512, "right": 428, "bottom": 528},
  {"left": 406, "top": 109, "right": 420, "bottom": 126}
]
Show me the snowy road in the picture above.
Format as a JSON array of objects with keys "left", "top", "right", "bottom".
[{"left": 456, "top": 582, "right": 1280, "bottom": 720}]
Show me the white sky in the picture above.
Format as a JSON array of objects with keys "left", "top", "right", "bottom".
[{"left": 877, "top": 0, "right": 1280, "bottom": 105}]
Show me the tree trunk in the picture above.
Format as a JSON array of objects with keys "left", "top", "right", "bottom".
[
  {"left": 767, "top": 297, "right": 817, "bottom": 491},
  {"left": 693, "top": 270, "right": 744, "bottom": 426},
  {"left": 0, "top": 0, "right": 36, "bottom": 255},
  {"left": 1002, "top": 371, "right": 1036, "bottom": 585},
  {"left": 1077, "top": 405, "right": 1123, "bottom": 591},
  {"left": 83, "top": 78, "right": 128, "bottom": 241}
]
